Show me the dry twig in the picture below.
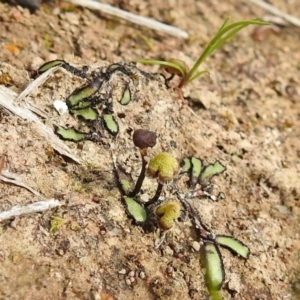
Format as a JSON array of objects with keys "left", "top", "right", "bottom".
[
  {"left": 0, "top": 199, "right": 62, "bottom": 221},
  {"left": 0, "top": 155, "right": 41, "bottom": 198},
  {"left": 66, "top": 0, "right": 189, "bottom": 38},
  {"left": 0, "top": 71, "right": 81, "bottom": 163},
  {"left": 248, "top": 0, "right": 300, "bottom": 27}
]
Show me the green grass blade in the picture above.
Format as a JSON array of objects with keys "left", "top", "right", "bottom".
[
  {"left": 218, "top": 17, "right": 230, "bottom": 32},
  {"left": 187, "top": 70, "right": 209, "bottom": 84},
  {"left": 185, "top": 19, "right": 269, "bottom": 83},
  {"left": 206, "top": 24, "right": 248, "bottom": 59},
  {"left": 135, "top": 59, "right": 186, "bottom": 77}
]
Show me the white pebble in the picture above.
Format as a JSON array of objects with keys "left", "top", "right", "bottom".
[
  {"left": 118, "top": 268, "right": 127, "bottom": 275},
  {"left": 53, "top": 100, "right": 68, "bottom": 115}
]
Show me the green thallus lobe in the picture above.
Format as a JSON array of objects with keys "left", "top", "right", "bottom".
[
  {"left": 103, "top": 114, "right": 119, "bottom": 136},
  {"left": 114, "top": 164, "right": 134, "bottom": 195},
  {"left": 67, "top": 80, "right": 101, "bottom": 108},
  {"left": 190, "top": 157, "right": 203, "bottom": 186},
  {"left": 120, "top": 85, "right": 132, "bottom": 105},
  {"left": 200, "top": 161, "right": 226, "bottom": 181},
  {"left": 201, "top": 241, "right": 225, "bottom": 292},
  {"left": 38, "top": 59, "right": 65, "bottom": 73},
  {"left": 120, "top": 179, "right": 132, "bottom": 194},
  {"left": 181, "top": 157, "right": 226, "bottom": 185},
  {"left": 50, "top": 216, "right": 65, "bottom": 234},
  {"left": 124, "top": 197, "right": 147, "bottom": 223},
  {"left": 181, "top": 157, "right": 191, "bottom": 173},
  {"left": 55, "top": 126, "right": 85, "bottom": 142},
  {"left": 70, "top": 107, "right": 98, "bottom": 121},
  {"left": 215, "top": 235, "right": 250, "bottom": 259}
]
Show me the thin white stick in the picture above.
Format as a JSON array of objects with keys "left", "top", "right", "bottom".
[
  {"left": 15, "top": 66, "right": 60, "bottom": 103},
  {"left": 66, "top": 0, "right": 189, "bottom": 39},
  {"left": 0, "top": 84, "right": 81, "bottom": 163},
  {"left": 0, "top": 199, "right": 62, "bottom": 221},
  {"left": 0, "top": 173, "right": 41, "bottom": 197},
  {"left": 248, "top": 0, "right": 300, "bottom": 27}
]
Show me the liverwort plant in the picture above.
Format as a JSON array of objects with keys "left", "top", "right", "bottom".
[{"left": 136, "top": 18, "right": 268, "bottom": 99}]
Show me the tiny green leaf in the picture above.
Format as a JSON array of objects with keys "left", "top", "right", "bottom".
[
  {"left": 38, "top": 59, "right": 65, "bottom": 73},
  {"left": 120, "top": 86, "right": 132, "bottom": 105},
  {"left": 135, "top": 59, "right": 186, "bottom": 77},
  {"left": 215, "top": 235, "right": 250, "bottom": 259},
  {"left": 124, "top": 197, "right": 147, "bottom": 223},
  {"left": 181, "top": 157, "right": 191, "bottom": 173},
  {"left": 200, "top": 161, "right": 226, "bottom": 181},
  {"left": 50, "top": 216, "right": 64, "bottom": 234},
  {"left": 218, "top": 192, "right": 226, "bottom": 200},
  {"left": 103, "top": 114, "right": 119, "bottom": 136},
  {"left": 67, "top": 80, "right": 101, "bottom": 108},
  {"left": 120, "top": 180, "right": 132, "bottom": 194},
  {"left": 107, "top": 63, "right": 120, "bottom": 71},
  {"left": 190, "top": 157, "right": 203, "bottom": 186},
  {"left": 76, "top": 100, "right": 93, "bottom": 109},
  {"left": 115, "top": 164, "right": 134, "bottom": 195},
  {"left": 71, "top": 107, "right": 98, "bottom": 121},
  {"left": 55, "top": 126, "right": 86, "bottom": 142},
  {"left": 201, "top": 241, "right": 225, "bottom": 292}
]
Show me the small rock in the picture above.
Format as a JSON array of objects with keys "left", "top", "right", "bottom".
[
  {"left": 128, "top": 270, "right": 135, "bottom": 277},
  {"left": 139, "top": 271, "right": 146, "bottom": 279},
  {"left": 191, "top": 241, "right": 200, "bottom": 252},
  {"left": 30, "top": 56, "right": 44, "bottom": 71},
  {"left": 118, "top": 268, "right": 126, "bottom": 275},
  {"left": 53, "top": 100, "right": 68, "bottom": 115}
]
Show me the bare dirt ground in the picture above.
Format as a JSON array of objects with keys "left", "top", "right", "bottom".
[{"left": 0, "top": 0, "right": 300, "bottom": 299}]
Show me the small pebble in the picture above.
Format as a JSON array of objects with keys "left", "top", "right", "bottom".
[
  {"left": 191, "top": 241, "right": 200, "bottom": 252},
  {"left": 128, "top": 270, "right": 135, "bottom": 277},
  {"left": 92, "top": 292, "right": 101, "bottom": 300},
  {"left": 118, "top": 268, "right": 127, "bottom": 275},
  {"left": 57, "top": 249, "right": 64, "bottom": 256},
  {"left": 53, "top": 100, "right": 68, "bottom": 115},
  {"left": 125, "top": 278, "right": 131, "bottom": 286},
  {"left": 164, "top": 246, "right": 174, "bottom": 256},
  {"left": 139, "top": 271, "right": 146, "bottom": 279},
  {"left": 166, "top": 266, "right": 173, "bottom": 275}
]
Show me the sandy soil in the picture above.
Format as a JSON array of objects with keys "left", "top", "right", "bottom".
[{"left": 0, "top": 0, "right": 300, "bottom": 299}]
